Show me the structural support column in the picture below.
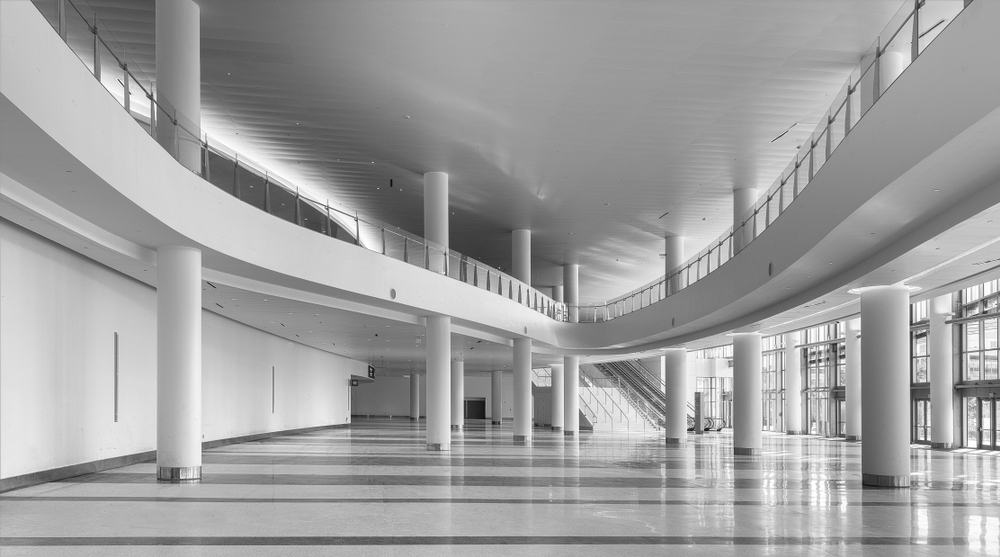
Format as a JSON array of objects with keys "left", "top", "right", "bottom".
[
  {"left": 425, "top": 315, "right": 451, "bottom": 451},
  {"left": 733, "top": 187, "right": 757, "bottom": 254},
  {"left": 664, "top": 234, "right": 684, "bottom": 296},
  {"left": 409, "top": 373, "right": 420, "bottom": 420},
  {"left": 424, "top": 172, "right": 449, "bottom": 274},
  {"left": 784, "top": 331, "right": 802, "bottom": 434},
  {"left": 663, "top": 349, "right": 688, "bottom": 446},
  {"left": 551, "top": 364, "right": 564, "bottom": 431},
  {"left": 156, "top": 246, "right": 202, "bottom": 482},
  {"left": 564, "top": 355, "right": 580, "bottom": 435},
  {"left": 155, "top": 0, "right": 201, "bottom": 173},
  {"left": 512, "top": 229, "right": 531, "bottom": 286},
  {"left": 930, "top": 294, "right": 954, "bottom": 448},
  {"left": 564, "top": 264, "right": 579, "bottom": 323},
  {"left": 513, "top": 338, "right": 533, "bottom": 442},
  {"left": 491, "top": 370, "right": 503, "bottom": 425},
  {"left": 845, "top": 318, "right": 862, "bottom": 441},
  {"left": 860, "top": 285, "right": 911, "bottom": 487},
  {"left": 733, "top": 332, "right": 763, "bottom": 455},
  {"left": 451, "top": 358, "right": 464, "bottom": 431}
]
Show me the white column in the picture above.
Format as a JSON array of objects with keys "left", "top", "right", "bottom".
[
  {"left": 564, "top": 264, "right": 579, "bottom": 323},
  {"left": 664, "top": 234, "right": 684, "bottom": 295},
  {"left": 733, "top": 332, "right": 763, "bottom": 455},
  {"left": 663, "top": 349, "right": 688, "bottom": 446},
  {"left": 845, "top": 318, "right": 862, "bottom": 441},
  {"left": 423, "top": 172, "right": 449, "bottom": 274},
  {"left": 513, "top": 338, "right": 533, "bottom": 442},
  {"left": 512, "top": 229, "right": 531, "bottom": 286},
  {"left": 784, "top": 331, "right": 802, "bottom": 434},
  {"left": 860, "top": 285, "right": 911, "bottom": 487},
  {"left": 156, "top": 246, "right": 202, "bottom": 481},
  {"left": 491, "top": 370, "right": 503, "bottom": 425},
  {"left": 551, "top": 364, "right": 565, "bottom": 431},
  {"left": 425, "top": 315, "right": 451, "bottom": 451},
  {"left": 155, "top": 0, "right": 201, "bottom": 173},
  {"left": 733, "top": 187, "right": 757, "bottom": 253},
  {"left": 553, "top": 285, "right": 564, "bottom": 303},
  {"left": 451, "top": 358, "right": 464, "bottom": 431},
  {"left": 564, "top": 355, "right": 580, "bottom": 435},
  {"left": 409, "top": 373, "right": 420, "bottom": 420},
  {"left": 930, "top": 294, "right": 954, "bottom": 448}
]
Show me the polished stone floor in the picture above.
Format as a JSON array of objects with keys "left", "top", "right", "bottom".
[{"left": 1, "top": 418, "right": 998, "bottom": 555}]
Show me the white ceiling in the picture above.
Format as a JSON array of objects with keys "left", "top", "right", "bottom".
[{"left": 57, "top": 0, "right": 938, "bottom": 301}]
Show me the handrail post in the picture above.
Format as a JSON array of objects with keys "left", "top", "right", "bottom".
[
  {"left": 793, "top": 159, "right": 800, "bottom": 198},
  {"left": 873, "top": 36, "right": 882, "bottom": 103},
  {"left": 381, "top": 227, "right": 386, "bottom": 254},
  {"left": 911, "top": 0, "right": 921, "bottom": 63},
  {"left": 122, "top": 62, "right": 130, "bottom": 113},
  {"left": 92, "top": 15, "right": 101, "bottom": 80},
  {"left": 264, "top": 173, "right": 271, "bottom": 212},
  {"left": 326, "top": 202, "right": 334, "bottom": 237},
  {"left": 148, "top": 86, "right": 156, "bottom": 138},
  {"left": 808, "top": 142, "right": 815, "bottom": 182},
  {"left": 201, "top": 139, "right": 210, "bottom": 180},
  {"left": 845, "top": 80, "right": 852, "bottom": 135},
  {"left": 825, "top": 113, "right": 832, "bottom": 160},
  {"left": 294, "top": 187, "right": 301, "bottom": 226},
  {"left": 354, "top": 211, "right": 360, "bottom": 247}
]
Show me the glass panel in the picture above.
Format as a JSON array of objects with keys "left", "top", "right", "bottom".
[
  {"left": 205, "top": 151, "right": 237, "bottom": 195},
  {"left": 967, "top": 398, "right": 979, "bottom": 448},
  {"left": 983, "top": 400, "right": 993, "bottom": 448},
  {"left": 985, "top": 319, "right": 998, "bottom": 349},
  {"left": 268, "top": 184, "right": 297, "bottom": 223},
  {"left": 236, "top": 167, "right": 266, "bottom": 211},
  {"left": 299, "top": 199, "right": 327, "bottom": 234},
  {"left": 967, "top": 352, "right": 981, "bottom": 381},
  {"left": 985, "top": 351, "right": 999, "bottom": 381},
  {"left": 967, "top": 322, "right": 981, "bottom": 351},
  {"left": 918, "top": 0, "right": 963, "bottom": 55},
  {"left": 914, "top": 357, "right": 927, "bottom": 384}
]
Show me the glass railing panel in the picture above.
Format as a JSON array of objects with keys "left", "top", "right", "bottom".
[
  {"left": 268, "top": 185, "right": 298, "bottom": 224},
  {"left": 299, "top": 198, "right": 327, "bottom": 235},
  {"left": 205, "top": 149, "right": 238, "bottom": 196},
  {"left": 918, "top": 1, "right": 962, "bottom": 55},
  {"left": 236, "top": 167, "right": 267, "bottom": 212}
]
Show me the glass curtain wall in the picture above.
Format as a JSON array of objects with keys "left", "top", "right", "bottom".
[
  {"left": 960, "top": 279, "right": 1000, "bottom": 449},
  {"left": 762, "top": 335, "right": 786, "bottom": 432},
  {"left": 802, "top": 323, "right": 845, "bottom": 437},
  {"left": 911, "top": 300, "right": 931, "bottom": 444}
]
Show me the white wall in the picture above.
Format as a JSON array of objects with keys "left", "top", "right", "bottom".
[
  {"left": 0, "top": 219, "right": 361, "bottom": 480},
  {"left": 350, "top": 372, "right": 513, "bottom": 419}
]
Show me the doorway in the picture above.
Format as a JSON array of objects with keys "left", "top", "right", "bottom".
[
  {"left": 464, "top": 398, "right": 486, "bottom": 420},
  {"left": 966, "top": 397, "right": 1000, "bottom": 450}
]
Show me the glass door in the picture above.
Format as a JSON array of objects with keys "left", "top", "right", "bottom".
[
  {"left": 913, "top": 399, "right": 931, "bottom": 443},
  {"left": 966, "top": 397, "right": 1000, "bottom": 450}
]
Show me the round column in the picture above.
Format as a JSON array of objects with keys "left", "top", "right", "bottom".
[
  {"left": 491, "top": 370, "right": 503, "bottom": 425},
  {"left": 664, "top": 235, "right": 684, "bottom": 296},
  {"left": 859, "top": 285, "right": 911, "bottom": 487},
  {"left": 409, "top": 373, "right": 420, "bottom": 420},
  {"left": 551, "top": 364, "right": 564, "bottom": 431},
  {"left": 155, "top": 0, "right": 201, "bottom": 173},
  {"left": 733, "top": 187, "right": 757, "bottom": 253},
  {"left": 425, "top": 315, "right": 451, "bottom": 451},
  {"left": 845, "top": 318, "right": 862, "bottom": 441},
  {"left": 156, "top": 246, "right": 202, "bottom": 482},
  {"left": 663, "top": 349, "right": 688, "bottom": 446},
  {"left": 512, "top": 229, "right": 531, "bottom": 285},
  {"left": 451, "top": 358, "right": 464, "bottom": 431},
  {"left": 564, "top": 355, "right": 580, "bottom": 435},
  {"left": 564, "top": 264, "right": 579, "bottom": 323},
  {"left": 423, "top": 172, "right": 449, "bottom": 274},
  {"left": 733, "top": 332, "right": 763, "bottom": 456},
  {"left": 784, "top": 331, "right": 802, "bottom": 434},
  {"left": 513, "top": 338, "right": 532, "bottom": 442},
  {"left": 930, "top": 294, "right": 954, "bottom": 448}
]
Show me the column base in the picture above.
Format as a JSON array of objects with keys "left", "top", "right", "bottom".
[
  {"left": 491, "top": 420, "right": 502, "bottom": 425},
  {"left": 862, "top": 473, "right": 910, "bottom": 488},
  {"left": 513, "top": 435, "right": 531, "bottom": 443},
  {"left": 427, "top": 443, "right": 451, "bottom": 451},
  {"left": 410, "top": 417, "right": 419, "bottom": 421},
  {"left": 551, "top": 426, "right": 563, "bottom": 432},
  {"left": 733, "top": 447, "right": 761, "bottom": 456},
  {"left": 930, "top": 442, "right": 952, "bottom": 449},
  {"left": 564, "top": 431, "right": 577, "bottom": 437},
  {"left": 785, "top": 430, "right": 804, "bottom": 435},
  {"left": 157, "top": 466, "right": 201, "bottom": 482},
  {"left": 451, "top": 425, "right": 463, "bottom": 431},
  {"left": 665, "top": 437, "right": 686, "bottom": 447},
  {"left": 846, "top": 435, "right": 862, "bottom": 442}
]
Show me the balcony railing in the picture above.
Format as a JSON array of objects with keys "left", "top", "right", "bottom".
[{"left": 33, "top": 0, "right": 971, "bottom": 325}]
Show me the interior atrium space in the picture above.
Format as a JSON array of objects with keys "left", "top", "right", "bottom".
[{"left": 1, "top": 0, "right": 999, "bottom": 554}]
